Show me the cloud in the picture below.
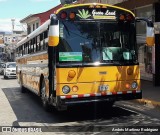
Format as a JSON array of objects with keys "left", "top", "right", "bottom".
[
  {"left": 30, "top": 0, "right": 56, "bottom": 2},
  {"left": 0, "top": 18, "right": 26, "bottom": 33},
  {"left": 0, "top": 19, "right": 12, "bottom": 32},
  {"left": 0, "top": 0, "right": 7, "bottom": 2}
]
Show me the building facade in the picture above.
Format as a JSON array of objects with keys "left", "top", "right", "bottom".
[
  {"left": 20, "top": 4, "right": 62, "bottom": 34},
  {"left": 0, "top": 29, "right": 26, "bottom": 62},
  {"left": 0, "top": 32, "right": 6, "bottom": 62}
]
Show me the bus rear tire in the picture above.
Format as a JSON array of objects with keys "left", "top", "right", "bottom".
[{"left": 19, "top": 74, "right": 26, "bottom": 93}]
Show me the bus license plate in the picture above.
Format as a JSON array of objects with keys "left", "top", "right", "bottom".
[{"left": 99, "top": 85, "right": 109, "bottom": 92}]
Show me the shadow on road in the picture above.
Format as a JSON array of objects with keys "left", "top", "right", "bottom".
[{"left": 2, "top": 87, "right": 137, "bottom": 125}]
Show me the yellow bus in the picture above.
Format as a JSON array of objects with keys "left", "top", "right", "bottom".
[{"left": 16, "top": 3, "right": 154, "bottom": 111}]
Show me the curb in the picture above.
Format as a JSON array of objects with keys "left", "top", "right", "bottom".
[{"left": 135, "top": 98, "right": 160, "bottom": 109}]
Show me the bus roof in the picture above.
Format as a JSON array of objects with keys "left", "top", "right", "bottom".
[{"left": 56, "top": 3, "right": 135, "bottom": 17}]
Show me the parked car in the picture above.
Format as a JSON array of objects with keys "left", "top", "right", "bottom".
[
  {"left": 0, "top": 62, "right": 5, "bottom": 75},
  {"left": 3, "top": 62, "right": 16, "bottom": 79}
]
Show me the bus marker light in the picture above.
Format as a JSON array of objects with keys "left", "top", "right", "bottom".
[
  {"left": 102, "top": 5, "right": 107, "bottom": 8},
  {"left": 94, "top": 62, "right": 100, "bottom": 66},
  {"left": 61, "top": 12, "right": 67, "bottom": 19},
  {"left": 69, "top": 12, "right": 76, "bottom": 19},
  {"left": 96, "top": 5, "right": 101, "bottom": 8},
  {"left": 72, "top": 86, "right": 78, "bottom": 92},
  {"left": 126, "top": 14, "right": 134, "bottom": 21},
  {"left": 62, "top": 85, "right": 70, "bottom": 94},
  {"left": 125, "top": 83, "right": 130, "bottom": 89},
  {"left": 119, "top": 14, "right": 125, "bottom": 21},
  {"left": 68, "top": 70, "right": 76, "bottom": 78},
  {"left": 89, "top": 5, "right": 94, "bottom": 8}
]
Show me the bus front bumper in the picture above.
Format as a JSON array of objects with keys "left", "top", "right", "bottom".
[{"left": 58, "top": 90, "right": 142, "bottom": 105}]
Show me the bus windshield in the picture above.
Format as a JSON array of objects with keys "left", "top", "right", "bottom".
[{"left": 57, "top": 21, "right": 137, "bottom": 65}]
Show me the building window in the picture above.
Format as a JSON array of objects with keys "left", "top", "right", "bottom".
[
  {"left": 33, "top": 24, "right": 35, "bottom": 31},
  {"left": 27, "top": 25, "right": 31, "bottom": 34},
  {"left": 5, "top": 37, "right": 7, "bottom": 42},
  {"left": 36, "top": 22, "right": 39, "bottom": 29}
]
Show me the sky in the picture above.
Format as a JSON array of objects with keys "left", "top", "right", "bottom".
[{"left": 0, "top": 0, "right": 60, "bottom": 33}]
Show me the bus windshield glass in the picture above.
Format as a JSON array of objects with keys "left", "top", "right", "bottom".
[{"left": 57, "top": 21, "right": 136, "bottom": 65}]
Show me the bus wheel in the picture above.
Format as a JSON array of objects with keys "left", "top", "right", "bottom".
[
  {"left": 41, "top": 80, "right": 51, "bottom": 112},
  {"left": 21, "top": 85, "right": 26, "bottom": 93},
  {"left": 19, "top": 74, "right": 26, "bottom": 93}
]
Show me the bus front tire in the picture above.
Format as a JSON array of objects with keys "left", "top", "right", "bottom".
[
  {"left": 20, "top": 79, "right": 26, "bottom": 93},
  {"left": 19, "top": 73, "right": 26, "bottom": 93},
  {"left": 41, "top": 80, "right": 51, "bottom": 112}
]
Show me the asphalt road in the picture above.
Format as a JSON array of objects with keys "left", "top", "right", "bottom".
[{"left": 0, "top": 75, "right": 160, "bottom": 135}]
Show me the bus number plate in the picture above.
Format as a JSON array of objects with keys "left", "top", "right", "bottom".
[{"left": 99, "top": 85, "right": 109, "bottom": 92}]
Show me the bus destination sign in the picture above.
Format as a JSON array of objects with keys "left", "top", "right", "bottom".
[{"left": 76, "top": 9, "right": 116, "bottom": 20}]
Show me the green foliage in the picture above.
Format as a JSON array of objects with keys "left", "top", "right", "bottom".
[{"left": 77, "top": 9, "right": 91, "bottom": 19}]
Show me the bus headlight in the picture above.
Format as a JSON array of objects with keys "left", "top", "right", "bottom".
[
  {"left": 131, "top": 82, "right": 138, "bottom": 89},
  {"left": 62, "top": 85, "right": 70, "bottom": 94}
]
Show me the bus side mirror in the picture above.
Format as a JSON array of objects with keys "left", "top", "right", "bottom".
[
  {"left": 146, "top": 25, "right": 154, "bottom": 46},
  {"left": 136, "top": 18, "right": 155, "bottom": 46},
  {"left": 48, "top": 14, "right": 59, "bottom": 47}
]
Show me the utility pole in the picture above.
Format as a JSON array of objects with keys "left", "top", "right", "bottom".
[
  {"left": 11, "top": 19, "right": 15, "bottom": 32},
  {"left": 153, "top": 2, "right": 160, "bottom": 86}
]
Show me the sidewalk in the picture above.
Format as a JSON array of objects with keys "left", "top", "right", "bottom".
[{"left": 136, "top": 80, "right": 160, "bottom": 108}]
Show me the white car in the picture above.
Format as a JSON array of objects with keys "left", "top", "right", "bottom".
[{"left": 3, "top": 62, "right": 16, "bottom": 79}]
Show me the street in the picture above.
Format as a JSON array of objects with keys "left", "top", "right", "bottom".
[{"left": 0, "top": 75, "right": 160, "bottom": 135}]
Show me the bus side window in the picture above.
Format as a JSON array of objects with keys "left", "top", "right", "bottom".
[
  {"left": 26, "top": 42, "right": 29, "bottom": 54},
  {"left": 20, "top": 45, "right": 22, "bottom": 56},
  {"left": 16, "top": 48, "right": 18, "bottom": 56},
  {"left": 37, "top": 35, "right": 40, "bottom": 51},
  {"left": 33, "top": 38, "right": 37, "bottom": 52},
  {"left": 44, "top": 30, "right": 48, "bottom": 50},
  {"left": 18, "top": 47, "right": 20, "bottom": 56},
  {"left": 31, "top": 39, "right": 34, "bottom": 53},
  {"left": 40, "top": 33, "right": 44, "bottom": 51},
  {"left": 28, "top": 40, "right": 31, "bottom": 54},
  {"left": 16, "top": 47, "right": 18, "bottom": 56},
  {"left": 24, "top": 44, "right": 26, "bottom": 55},
  {"left": 22, "top": 45, "right": 24, "bottom": 56},
  {"left": 36, "top": 36, "right": 39, "bottom": 52},
  {"left": 17, "top": 47, "right": 19, "bottom": 57},
  {"left": 23, "top": 44, "right": 25, "bottom": 55}
]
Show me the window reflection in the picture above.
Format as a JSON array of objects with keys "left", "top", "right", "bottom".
[{"left": 58, "top": 21, "right": 136, "bottom": 64}]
